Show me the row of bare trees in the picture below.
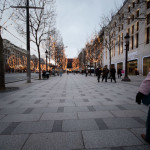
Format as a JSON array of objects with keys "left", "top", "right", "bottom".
[{"left": 0, "top": 0, "right": 67, "bottom": 89}]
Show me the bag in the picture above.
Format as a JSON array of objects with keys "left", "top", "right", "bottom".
[{"left": 142, "top": 94, "right": 150, "bottom": 105}]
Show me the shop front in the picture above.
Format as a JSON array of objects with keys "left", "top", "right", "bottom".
[
  {"left": 117, "top": 62, "right": 123, "bottom": 71},
  {"left": 143, "top": 56, "right": 150, "bottom": 76},
  {"left": 128, "top": 59, "right": 138, "bottom": 75}
]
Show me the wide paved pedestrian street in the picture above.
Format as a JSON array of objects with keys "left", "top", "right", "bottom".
[{"left": 0, "top": 74, "right": 150, "bottom": 150}]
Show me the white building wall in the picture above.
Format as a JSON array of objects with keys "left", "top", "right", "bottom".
[{"left": 103, "top": 0, "right": 150, "bottom": 75}]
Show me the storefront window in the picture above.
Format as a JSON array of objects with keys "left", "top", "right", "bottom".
[
  {"left": 128, "top": 60, "right": 138, "bottom": 75},
  {"left": 143, "top": 57, "right": 150, "bottom": 76}
]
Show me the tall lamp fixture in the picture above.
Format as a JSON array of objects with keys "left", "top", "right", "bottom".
[
  {"left": 45, "top": 50, "right": 48, "bottom": 71},
  {"left": 122, "top": 33, "right": 131, "bottom": 82}
]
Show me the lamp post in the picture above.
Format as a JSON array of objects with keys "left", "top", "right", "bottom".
[
  {"left": 122, "top": 33, "right": 131, "bottom": 82},
  {"left": 45, "top": 50, "right": 48, "bottom": 71}
]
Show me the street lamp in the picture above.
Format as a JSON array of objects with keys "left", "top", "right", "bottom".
[
  {"left": 122, "top": 33, "right": 131, "bottom": 82},
  {"left": 45, "top": 50, "right": 48, "bottom": 71}
]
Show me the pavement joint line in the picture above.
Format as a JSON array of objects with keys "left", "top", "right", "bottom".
[
  {"left": 20, "top": 134, "right": 31, "bottom": 150},
  {"left": 80, "top": 131, "right": 86, "bottom": 149},
  {"left": 38, "top": 113, "right": 44, "bottom": 121},
  {"left": 132, "top": 117, "right": 146, "bottom": 125},
  {"left": 109, "top": 111, "right": 117, "bottom": 118}
]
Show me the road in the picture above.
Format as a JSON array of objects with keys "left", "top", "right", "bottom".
[{"left": 5, "top": 73, "right": 39, "bottom": 83}]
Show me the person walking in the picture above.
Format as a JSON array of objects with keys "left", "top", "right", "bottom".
[
  {"left": 85, "top": 69, "right": 88, "bottom": 77},
  {"left": 117, "top": 68, "right": 122, "bottom": 78},
  {"left": 102, "top": 66, "right": 109, "bottom": 82},
  {"left": 136, "top": 72, "right": 150, "bottom": 143},
  {"left": 97, "top": 66, "right": 102, "bottom": 82},
  {"left": 110, "top": 66, "right": 116, "bottom": 83}
]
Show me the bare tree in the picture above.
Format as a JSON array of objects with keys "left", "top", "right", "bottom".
[
  {"left": 13, "top": 0, "right": 56, "bottom": 79},
  {"left": 99, "top": 10, "right": 118, "bottom": 70}
]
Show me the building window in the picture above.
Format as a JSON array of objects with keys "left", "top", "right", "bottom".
[
  {"left": 114, "top": 22, "right": 116, "bottom": 27},
  {"left": 147, "top": 1, "right": 150, "bottom": 9},
  {"left": 118, "top": 35, "right": 120, "bottom": 55},
  {"left": 137, "top": 22, "right": 139, "bottom": 31},
  {"left": 127, "top": 18, "right": 130, "bottom": 25},
  {"left": 121, "top": 24, "right": 124, "bottom": 30},
  {"left": 122, "top": 13, "right": 124, "bottom": 19},
  {"left": 128, "top": 28, "right": 130, "bottom": 35},
  {"left": 132, "top": 25, "right": 134, "bottom": 34},
  {"left": 119, "top": 16, "right": 121, "bottom": 22},
  {"left": 146, "top": 27, "right": 150, "bottom": 44},
  {"left": 147, "top": 13, "right": 150, "bottom": 25},
  {"left": 136, "top": 10, "right": 139, "bottom": 18},
  {"left": 128, "top": 6, "right": 131, "bottom": 12},
  {"left": 137, "top": 0, "right": 140, "bottom": 4},
  {"left": 118, "top": 26, "right": 120, "bottom": 32},
  {"left": 131, "top": 36, "right": 134, "bottom": 49},
  {"left": 131, "top": 14, "right": 134, "bottom": 22},
  {"left": 136, "top": 33, "right": 139, "bottom": 48},
  {"left": 133, "top": 2, "right": 135, "bottom": 8},
  {"left": 121, "top": 33, "right": 123, "bottom": 53}
]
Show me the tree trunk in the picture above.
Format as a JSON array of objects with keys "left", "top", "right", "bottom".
[
  {"left": 0, "top": 34, "right": 5, "bottom": 90},
  {"left": 109, "top": 49, "right": 111, "bottom": 70},
  {"left": 38, "top": 47, "right": 41, "bottom": 80},
  {"left": 95, "top": 62, "right": 96, "bottom": 75},
  {"left": 90, "top": 62, "right": 91, "bottom": 75}
]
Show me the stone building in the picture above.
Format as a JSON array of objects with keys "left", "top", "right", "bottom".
[
  {"left": 3, "top": 39, "right": 40, "bottom": 72},
  {"left": 103, "top": 0, "right": 150, "bottom": 75},
  {"left": 3, "top": 39, "right": 27, "bottom": 72}
]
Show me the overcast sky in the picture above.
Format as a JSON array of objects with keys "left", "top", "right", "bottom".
[
  {"left": 2, "top": 0, "right": 124, "bottom": 59},
  {"left": 55, "top": 0, "right": 124, "bottom": 58}
]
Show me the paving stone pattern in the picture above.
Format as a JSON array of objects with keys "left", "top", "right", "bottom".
[{"left": 0, "top": 74, "right": 149, "bottom": 150}]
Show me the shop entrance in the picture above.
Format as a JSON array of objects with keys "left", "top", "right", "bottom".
[
  {"left": 128, "top": 60, "right": 138, "bottom": 75},
  {"left": 117, "top": 62, "right": 123, "bottom": 71},
  {"left": 143, "top": 57, "right": 150, "bottom": 76}
]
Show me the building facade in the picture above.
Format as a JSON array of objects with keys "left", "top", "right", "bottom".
[
  {"left": 3, "top": 39, "right": 44, "bottom": 72},
  {"left": 103, "top": 0, "right": 150, "bottom": 75}
]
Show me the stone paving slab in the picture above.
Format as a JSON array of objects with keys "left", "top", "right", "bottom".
[
  {"left": 62, "top": 119, "right": 99, "bottom": 131},
  {"left": 93, "top": 105, "right": 120, "bottom": 111},
  {"left": 12, "top": 120, "right": 54, "bottom": 134},
  {"left": 0, "top": 122, "right": 11, "bottom": 134},
  {"left": 82, "top": 129, "right": 142, "bottom": 149},
  {"left": 123, "top": 145, "right": 150, "bottom": 150},
  {"left": 78, "top": 111, "right": 114, "bottom": 119},
  {"left": 0, "top": 134, "right": 29, "bottom": 150},
  {"left": 103, "top": 118, "right": 145, "bottom": 129},
  {"left": 30, "top": 107, "right": 58, "bottom": 114},
  {"left": 48, "top": 102, "right": 76, "bottom": 107},
  {"left": 41, "top": 112, "right": 78, "bottom": 120},
  {"left": 64, "top": 106, "right": 89, "bottom": 112},
  {"left": 0, "top": 108, "right": 27, "bottom": 114},
  {"left": 22, "top": 132, "right": 84, "bottom": 150},
  {"left": 111, "top": 110, "right": 146, "bottom": 118},
  {"left": 0, "top": 114, "right": 41, "bottom": 122}
]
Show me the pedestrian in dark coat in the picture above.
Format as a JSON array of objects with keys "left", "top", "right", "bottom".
[
  {"left": 85, "top": 69, "right": 88, "bottom": 77},
  {"left": 97, "top": 66, "right": 102, "bottom": 82},
  {"left": 136, "top": 72, "right": 150, "bottom": 143},
  {"left": 102, "top": 66, "right": 109, "bottom": 82},
  {"left": 117, "top": 68, "right": 122, "bottom": 78},
  {"left": 110, "top": 66, "right": 116, "bottom": 83}
]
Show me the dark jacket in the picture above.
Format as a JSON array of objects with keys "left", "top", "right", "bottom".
[
  {"left": 110, "top": 68, "right": 116, "bottom": 76},
  {"left": 103, "top": 68, "right": 109, "bottom": 76},
  {"left": 97, "top": 69, "right": 102, "bottom": 76}
]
